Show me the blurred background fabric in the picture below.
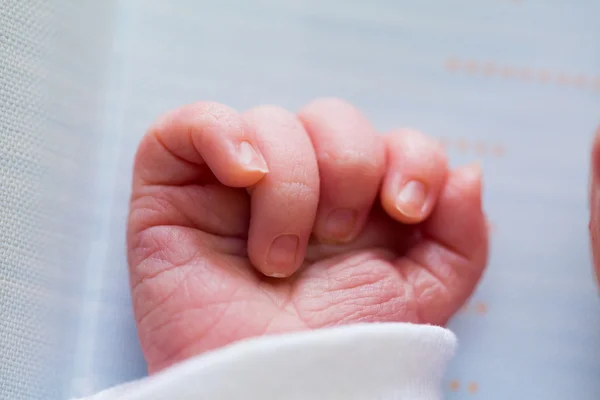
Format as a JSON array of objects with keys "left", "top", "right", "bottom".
[
  {"left": 1, "top": 1, "right": 600, "bottom": 399},
  {"left": 0, "top": 1, "right": 54, "bottom": 398},
  {"left": 0, "top": 1, "right": 124, "bottom": 399}
]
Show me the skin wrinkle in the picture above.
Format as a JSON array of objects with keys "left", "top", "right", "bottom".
[
  {"left": 133, "top": 263, "right": 196, "bottom": 328},
  {"left": 371, "top": 289, "right": 413, "bottom": 321},
  {"left": 133, "top": 207, "right": 480, "bottom": 369},
  {"left": 128, "top": 227, "right": 201, "bottom": 288},
  {"left": 287, "top": 265, "right": 333, "bottom": 328},
  {"left": 409, "top": 238, "right": 467, "bottom": 285},
  {"left": 389, "top": 256, "right": 422, "bottom": 324},
  {"left": 314, "top": 148, "right": 383, "bottom": 213},
  {"left": 248, "top": 109, "right": 316, "bottom": 179},
  {"left": 143, "top": 265, "right": 250, "bottom": 362},
  {"left": 299, "top": 274, "right": 401, "bottom": 328},
  {"left": 291, "top": 251, "right": 405, "bottom": 328},
  {"left": 136, "top": 129, "right": 203, "bottom": 187},
  {"left": 150, "top": 293, "right": 295, "bottom": 372},
  {"left": 153, "top": 127, "right": 198, "bottom": 165},
  {"left": 322, "top": 267, "right": 390, "bottom": 295},
  {"left": 300, "top": 250, "right": 390, "bottom": 291},
  {"left": 128, "top": 99, "right": 489, "bottom": 373},
  {"left": 407, "top": 262, "right": 453, "bottom": 324},
  {"left": 331, "top": 274, "right": 412, "bottom": 325},
  {"left": 143, "top": 298, "right": 234, "bottom": 369},
  {"left": 131, "top": 185, "right": 250, "bottom": 238},
  {"left": 188, "top": 116, "right": 213, "bottom": 163},
  {"left": 127, "top": 224, "right": 164, "bottom": 270},
  {"left": 317, "top": 148, "right": 380, "bottom": 174},
  {"left": 255, "top": 278, "right": 294, "bottom": 309},
  {"left": 129, "top": 192, "right": 196, "bottom": 236},
  {"left": 255, "top": 299, "right": 301, "bottom": 339},
  {"left": 142, "top": 292, "right": 237, "bottom": 341},
  {"left": 141, "top": 253, "right": 301, "bottom": 369},
  {"left": 403, "top": 235, "right": 483, "bottom": 324},
  {"left": 270, "top": 180, "right": 317, "bottom": 203},
  {"left": 421, "top": 229, "right": 477, "bottom": 264}
]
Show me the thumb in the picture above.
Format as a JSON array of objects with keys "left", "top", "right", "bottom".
[{"left": 399, "top": 163, "right": 489, "bottom": 325}]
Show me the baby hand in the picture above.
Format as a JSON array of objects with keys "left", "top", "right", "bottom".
[{"left": 127, "top": 99, "right": 489, "bottom": 374}]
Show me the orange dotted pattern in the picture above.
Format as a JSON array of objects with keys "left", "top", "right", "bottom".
[
  {"left": 468, "top": 383, "right": 479, "bottom": 394},
  {"left": 445, "top": 57, "right": 600, "bottom": 91},
  {"left": 437, "top": 53, "right": 534, "bottom": 400},
  {"left": 458, "top": 301, "right": 488, "bottom": 315},
  {"left": 450, "top": 304, "right": 488, "bottom": 392},
  {"left": 447, "top": 380, "right": 480, "bottom": 395},
  {"left": 448, "top": 380, "right": 479, "bottom": 395},
  {"left": 449, "top": 380, "right": 461, "bottom": 392},
  {"left": 437, "top": 138, "right": 506, "bottom": 157},
  {"left": 474, "top": 302, "right": 488, "bottom": 314}
]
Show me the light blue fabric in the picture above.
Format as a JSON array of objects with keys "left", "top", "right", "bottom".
[{"left": 0, "top": 1, "right": 53, "bottom": 399}]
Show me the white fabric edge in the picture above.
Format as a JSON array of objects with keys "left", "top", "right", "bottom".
[{"left": 73, "top": 322, "right": 457, "bottom": 400}]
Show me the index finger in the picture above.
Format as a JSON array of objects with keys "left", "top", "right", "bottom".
[{"left": 133, "top": 101, "right": 269, "bottom": 189}]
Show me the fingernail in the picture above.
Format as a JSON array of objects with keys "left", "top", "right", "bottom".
[
  {"left": 396, "top": 180, "right": 428, "bottom": 218},
  {"left": 322, "top": 208, "right": 357, "bottom": 242},
  {"left": 238, "top": 141, "right": 269, "bottom": 172},
  {"left": 266, "top": 234, "right": 299, "bottom": 276}
]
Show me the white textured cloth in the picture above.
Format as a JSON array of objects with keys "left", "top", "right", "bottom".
[{"left": 75, "top": 323, "right": 456, "bottom": 400}]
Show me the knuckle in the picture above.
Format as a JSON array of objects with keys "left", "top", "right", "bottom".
[
  {"left": 243, "top": 105, "right": 305, "bottom": 138},
  {"left": 317, "top": 148, "right": 383, "bottom": 180},
  {"left": 387, "top": 129, "right": 448, "bottom": 169},
  {"left": 128, "top": 225, "right": 199, "bottom": 283},
  {"left": 188, "top": 101, "right": 235, "bottom": 118},
  {"left": 129, "top": 191, "right": 177, "bottom": 235},
  {"left": 156, "top": 101, "right": 234, "bottom": 128},
  {"left": 412, "top": 270, "right": 454, "bottom": 324},
  {"left": 193, "top": 103, "right": 245, "bottom": 136},
  {"left": 295, "top": 254, "right": 412, "bottom": 327},
  {"left": 274, "top": 179, "right": 319, "bottom": 206}
]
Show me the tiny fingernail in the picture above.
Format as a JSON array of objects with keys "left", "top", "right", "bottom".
[
  {"left": 266, "top": 234, "right": 299, "bottom": 276},
  {"left": 396, "top": 180, "right": 428, "bottom": 218},
  {"left": 238, "top": 141, "right": 269, "bottom": 172},
  {"left": 322, "top": 208, "right": 357, "bottom": 241},
  {"left": 266, "top": 272, "right": 287, "bottom": 278}
]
